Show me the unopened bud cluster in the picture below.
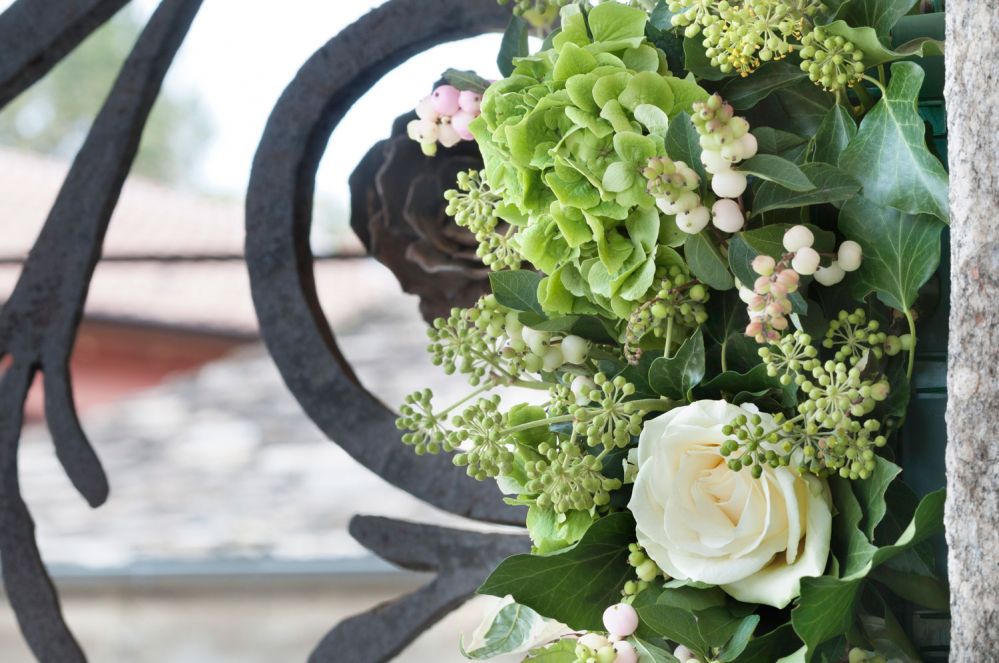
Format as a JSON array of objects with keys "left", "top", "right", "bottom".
[
  {"left": 800, "top": 27, "right": 866, "bottom": 91},
  {"left": 670, "top": 0, "right": 827, "bottom": 76},
  {"left": 445, "top": 170, "right": 520, "bottom": 270},
  {"left": 407, "top": 84, "right": 482, "bottom": 156}
]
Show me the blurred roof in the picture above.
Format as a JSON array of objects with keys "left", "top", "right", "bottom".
[{"left": 0, "top": 147, "right": 383, "bottom": 336}]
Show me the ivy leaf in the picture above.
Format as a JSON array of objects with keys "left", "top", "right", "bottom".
[
  {"left": 739, "top": 154, "right": 815, "bottom": 192},
  {"left": 684, "top": 232, "right": 734, "bottom": 290},
  {"left": 818, "top": 20, "right": 944, "bottom": 69},
  {"left": 696, "top": 364, "right": 781, "bottom": 400},
  {"left": 498, "top": 15, "right": 530, "bottom": 78},
  {"left": 746, "top": 78, "right": 835, "bottom": 135},
  {"left": 443, "top": 68, "right": 491, "bottom": 94},
  {"left": 839, "top": 62, "right": 949, "bottom": 221},
  {"left": 853, "top": 455, "right": 903, "bottom": 540},
  {"left": 478, "top": 513, "right": 635, "bottom": 630},
  {"left": 737, "top": 624, "right": 802, "bottom": 663},
  {"left": 811, "top": 104, "right": 857, "bottom": 166},
  {"left": 649, "top": 329, "right": 705, "bottom": 400},
  {"left": 719, "top": 61, "right": 808, "bottom": 110},
  {"left": 790, "top": 576, "right": 864, "bottom": 657},
  {"left": 490, "top": 270, "right": 545, "bottom": 315},
  {"left": 461, "top": 602, "right": 543, "bottom": 659},
  {"left": 752, "top": 127, "right": 810, "bottom": 159},
  {"left": 665, "top": 111, "right": 707, "bottom": 182},
  {"left": 838, "top": 196, "right": 945, "bottom": 312},
  {"left": 834, "top": 0, "right": 917, "bottom": 37},
  {"left": 751, "top": 163, "right": 860, "bottom": 217},
  {"left": 682, "top": 38, "right": 732, "bottom": 81}
]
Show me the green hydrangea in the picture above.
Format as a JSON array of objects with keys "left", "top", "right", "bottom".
[{"left": 470, "top": 2, "right": 709, "bottom": 321}]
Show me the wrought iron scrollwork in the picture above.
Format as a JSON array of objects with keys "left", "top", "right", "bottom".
[{"left": 1, "top": 0, "right": 527, "bottom": 660}]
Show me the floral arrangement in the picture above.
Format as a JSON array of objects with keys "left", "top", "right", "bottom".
[{"left": 393, "top": 1, "right": 948, "bottom": 661}]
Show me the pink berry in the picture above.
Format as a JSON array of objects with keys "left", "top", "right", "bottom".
[
  {"left": 602, "top": 604, "right": 639, "bottom": 638},
  {"left": 458, "top": 90, "right": 482, "bottom": 114},
  {"left": 451, "top": 110, "right": 476, "bottom": 141},
  {"left": 613, "top": 641, "right": 638, "bottom": 663},
  {"left": 431, "top": 85, "right": 461, "bottom": 116}
]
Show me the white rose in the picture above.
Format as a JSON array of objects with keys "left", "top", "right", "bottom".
[{"left": 628, "top": 400, "right": 832, "bottom": 609}]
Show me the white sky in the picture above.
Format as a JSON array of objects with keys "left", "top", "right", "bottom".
[{"left": 140, "top": 0, "right": 502, "bottom": 203}]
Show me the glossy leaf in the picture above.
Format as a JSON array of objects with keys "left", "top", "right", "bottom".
[
  {"left": 751, "top": 163, "right": 861, "bottom": 217},
  {"left": 840, "top": 62, "right": 949, "bottom": 221},
  {"left": 739, "top": 154, "right": 815, "bottom": 192},
  {"left": 462, "top": 602, "right": 543, "bottom": 659},
  {"left": 443, "top": 68, "right": 491, "bottom": 93},
  {"left": 790, "top": 576, "right": 864, "bottom": 656},
  {"left": 629, "top": 637, "right": 680, "bottom": 663},
  {"left": 834, "top": 0, "right": 918, "bottom": 36},
  {"left": 684, "top": 232, "right": 734, "bottom": 290},
  {"left": 720, "top": 61, "right": 808, "bottom": 110},
  {"left": 478, "top": 513, "right": 635, "bottom": 630},
  {"left": 819, "top": 20, "right": 945, "bottom": 69},
  {"left": 811, "top": 104, "right": 857, "bottom": 165},
  {"left": 491, "top": 270, "right": 546, "bottom": 314},
  {"left": 838, "top": 197, "right": 945, "bottom": 311},
  {"left": 738, "top": 624, "right": 802, "bottom": 663},
  {"left": 498, "top": 16, "right": 530, "bottom": 77},
  {"left": 649, "top": 329, "right": 705, "bottom": 400}
]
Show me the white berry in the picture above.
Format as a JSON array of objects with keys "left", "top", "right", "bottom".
[
  {"left": 571, "top": 375, "right": 597, "bottom": 405},
  {"left": 521, "top": 327, "right": 549, "bottom": 356},
  {"left": 814, "top": 261, "right": 847, "bottom": 286},
  {"left": 701, "top": 149, "right": 731, "bottom": 175},
  {"left": 656, "top": 197, "right": 680, "bottom": 216},
  {"left": 711, "top": 198, "right": 744, "bottom": 233},
  {"left": 783, "top": 224, "right": 815, "bottom": 252},
  {"left": 560, "top": 335, "right": 590, "bottom": 365},
  {"left": 737, "top": 132, "right": 759, "bottom": 159},
  {"left": 711, "top": 170, "right": 748, "bottom": 198},
  {"left": 406, "top": 118, "right": 439, "bottom": 144},
  {"left": 602, "top": 603, "right": 639, "bottom": 638},
  {"left": 673, "top": 645, "right": 700, "bottom": 662},
  {"left": 676, "top": 206, "right": 710, "bottom": 233},
  {"left": 613, "top": 640, "right": 639, "bottom": 663},
  {"left": 437, "top": 120, "right": 462, "bottom": 148},
  {"left": 837, "top": 240, "right": 863, "bottom": 272},
  {"left": 791, "top": 247, "right": 821, "bottom": 275},
  {"left": 579, "top": 633, "right": 612, "bottom": 650}
]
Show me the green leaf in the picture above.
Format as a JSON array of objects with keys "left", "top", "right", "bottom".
[
  {"left": 682, "top": 37, "right": 732, "bottom": 81},
  {"left": 478, "top": 513, "right": 635, "bottom": 630},
  {"left": 751, "top": 163, "right": 861, "bottom": 217},
  {"left": 859, "top": 588, "right": 924, "bottom": 663},
  {"left": 747, "top": 77, "right": 835, "bottom": 135},
  {"left": 684, "top": 232, "right": 734, "bottom": 291},
  {"left": 752, "top": 127, "right": 810, "bottom": 159},
  {"left": 649, "top": 329, "right": 705, "bottom": 400},
  {"left": 738, "top": 154, "right": 815, "bottom": 192},
  {"left": 524, "top": 639, "right": 578, "bottom": 662},
  {"left": 461, "top": 602, "right": 543, "bottom": 659},
  {"left": 665, "top": 111, "right": 707, "bottom": 182},
  {"left": 819, "top": 20, "right": 945, "bottom": 69},
  {"left": 811, "top": 104, "right": 857, "bottom": 166},
  {"left": 635, "top": 103, "right": 670, "bottom": 136},
  {"left": 838, "top": 197, "right": 945, "bottom": 311},
  {"left": 639, "top": 605, "right": 709, "bottom": 658},
  {"left": 717, "top": 615, "right": 761, "bottom": 662},
  {"left": 520, "top": 314, "right": 618, "bottom": 344},
  {"left": 834, "top": 0, "right": 917, "bottom": 36},
  {"left": 490, "top": 270, "right": 546, "bottom": 315},
  {"left": 852, "top": 456, "right": 902, "bottom": 540},
  {"left": 629, "top": 637, "right": 680, "bottom": 663},
  {"left": 839, "top": 62, "right": 949, "bottom": 221},
  {"left": 720, "top": 61, "right": 808, "bottom": 110},
  {"left": 526, "top": 506, "right": 594, "bottom": 555},
  {"left": 871, "top": 560, "right": 949, "bottom": 611},
  {"left": 696, "top": 364, "right": 780, "bottom": 400},
  {"left": 790, "top": 576, "right": 864, "bottom": 656},
  {"left": 738, "top": 624, "right": 803, "bottom": 663},
  {"left": 497, "top": 16, "right": 530, "bottom": 78},
  {"left": 443, "top": 68, "right": 491, "bottom": 94}
]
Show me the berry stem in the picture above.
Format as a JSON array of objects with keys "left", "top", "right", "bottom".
[
  {"left": 664, "top": 316, "right": 675, "bottom": 358},
  {"left": 904, "top": 308, "right": 917, "bottom": 380},
  {"left": 861, "top": 74, "right": 887, "bottom": 97},
  {"left": 721, "top": 338, "right": 729, "bottom": 373},
  {"left": 501, "top": 413, "right": 576, "bottom": 435},
  {"left": 436, "top": 382, "right": 495, "bottom": 419}
]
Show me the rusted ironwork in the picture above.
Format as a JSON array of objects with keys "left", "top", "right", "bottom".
[{"left": 1, "top": 0, "right": 527, "bottom": 661}]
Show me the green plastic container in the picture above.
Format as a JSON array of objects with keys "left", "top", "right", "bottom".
[{"left": 891, "top": 11, "right": 949, "bottom": 661}]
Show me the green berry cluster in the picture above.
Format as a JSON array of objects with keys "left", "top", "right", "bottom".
[
  {"left": 799, "top": 26, "right": 866, "bottom": 91},
  {"left": 823, "top": 309, "right": 887, "bottom": 366},
  {"left": 573, "top": 373, "right": 647, "bottom": 450},
  {"left": 721, "top": 412, "right": 789, "bottom": 478},
  {"left": 526, "top": 443, "right": 621, "bottom": 513},
  {"left": 453, "top": 395, "right": 517, "bottom": 480},
  {"left": 496, "top": 0, "right": 573, "bottom": 25},
  {"left": 670, "top": 0, "right": 827, "bottom": 76},
  {"left": 643, "top": 156, "right": 702, "bottom": 214},
  {"left": 428, "top": 296, "right": 526, "bottom": 385},
  {"left": 624, "top": 267, "right": 709, "bottom": 362},
  {"left": 397, "top": 388, "right": 455, "bottom": 455},
  {"left": 759, "top": 331, "right": 820, "bottom": 385},
  {"left": 627, "top": 543, "right": 664, "bottom": 585},
  {"left": 691, "top": 93, "right": 751, "bottom": 154},
  {"left": 444, "top": 170, "right": 521, "bottom": 270}
]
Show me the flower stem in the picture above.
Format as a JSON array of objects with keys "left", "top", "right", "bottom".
[
  {"left": 664, "top": 316, "right": 675, "bottom": 358},
  {"left": 437, "top": 382, "right": 495, "bottom": 418},
  {"left": 502, "top": 414, "right": 576, "bottom": 435},
  {"left": 861, "top": 74, "right": 887, "bottom": 97}
]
